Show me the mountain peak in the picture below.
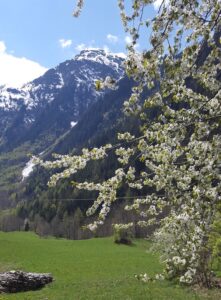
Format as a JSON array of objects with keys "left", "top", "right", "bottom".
[{"left": 75, "top": 48, "right": 126, "bottom": 66}]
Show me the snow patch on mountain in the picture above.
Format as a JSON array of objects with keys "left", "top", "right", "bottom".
[
  {"left": 22, "top": 158, "right": 35, "bottom": 179},
  {"left": 57, "top": 73, "right": 64, "bottom": 88},
  {"left": 75, "top": 49, "right": 125, "bottom": 73},
  {"left": 70, "top": 121, "right": 78, "bottom": 128}
]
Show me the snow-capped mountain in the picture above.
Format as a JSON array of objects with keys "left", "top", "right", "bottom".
[
  {"left": 0, "top": 49, "right": 124, "bottom": 112},
  {"left": 75, "top": 49, "right": 126, "bottom": 70},
  {"left": 0, "top": 49, "right": 124, "bottom": 150}
]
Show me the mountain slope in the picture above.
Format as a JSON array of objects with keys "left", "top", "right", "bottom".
[
  {"left": 0, "top": 50, "right": 125, "bottom": 206},
  {"left": 17, "top": 76, "right": 145, "bottom": 225}
]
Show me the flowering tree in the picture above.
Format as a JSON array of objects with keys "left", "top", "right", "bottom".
[{"left": 35, "top": 0, "right": 221, "bottom": 287}]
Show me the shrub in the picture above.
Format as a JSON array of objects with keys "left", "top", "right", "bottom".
[{"left": 113, "top": 223, "right": 133, "bottom": 245}]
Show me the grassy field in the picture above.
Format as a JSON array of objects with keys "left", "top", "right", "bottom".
[{"left": 0, "top": 232, "right": 220, "bottom": 300}]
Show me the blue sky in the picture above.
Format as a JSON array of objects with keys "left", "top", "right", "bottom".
[{"left": 0, "top": 0, "right": 159, "bottom": 87}]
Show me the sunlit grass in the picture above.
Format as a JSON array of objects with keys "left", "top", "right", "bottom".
[{"left": 0, "top": 232, "right": 220, "bottom": 300}]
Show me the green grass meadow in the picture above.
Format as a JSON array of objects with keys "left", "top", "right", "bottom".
[{"left": 0, "top": 232, "right": 220, "bottom": 300}]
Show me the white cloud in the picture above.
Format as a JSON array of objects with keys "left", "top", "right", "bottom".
[
  {"left": 75, "top": 43, "right": 87, "bottom": 52},
  {"left": 75, "top": 43, "right": 126, "bottom": 58},
  {"left": 0, "top": 41, "right": 6, "bottom": 53},
  {"left": 153, "top": 0, "right": 169, "bottom": 10},
  {"left": 124, "top": 36, "right": 140, "bottom": 50},
  {"left": 0, "top": 41, "right": 47, "bottom": 88},
  {"left": 59, "top": 39, "right": 72, "bottom": 48},
  {"left": 125, "top": 36, "right": 132, "bottom": 45},
  {"left": 106, "top": 34, "right": 119, "bottom": 44},
  {"left": 75, "top": 43, "right": 110, "bottom": 53},
  {"left": 103, "top": 45, "right": 110, "bottom": 53}
]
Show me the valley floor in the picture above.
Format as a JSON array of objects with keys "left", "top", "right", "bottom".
[{"left": 0, "top": 232, "right": 220, "bottom": 300}]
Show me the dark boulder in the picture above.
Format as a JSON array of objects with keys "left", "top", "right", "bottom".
[{"left": 0, "top": 270, "right": 53, "bottom": 293}]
